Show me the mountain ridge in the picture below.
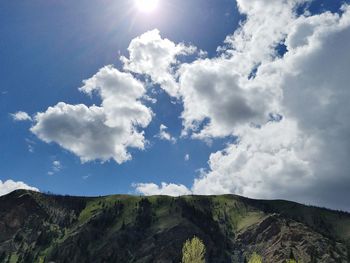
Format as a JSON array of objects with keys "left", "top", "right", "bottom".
[{"left": 0, "top": 189, "right": 349, "bottom": 262}]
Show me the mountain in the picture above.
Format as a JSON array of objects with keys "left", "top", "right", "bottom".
[{"left": 0, "top": 190, "right": 349, "bottom": 263}]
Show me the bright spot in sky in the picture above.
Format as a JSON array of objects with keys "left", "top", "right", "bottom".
[{"left": 135, "top": 0, "right": 159, "bottom": 13}]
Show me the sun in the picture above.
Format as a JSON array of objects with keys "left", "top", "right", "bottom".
[{"left": 135, "top": 0, "right": 159, "bottom": 13}]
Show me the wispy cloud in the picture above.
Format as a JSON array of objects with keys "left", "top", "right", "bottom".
[
  {"left": 25, "top": 138, "right": 36, "bottom": 153},
  {"left": 11, "top": 111, "right": 32, "bottom": 122},
  {"left": 47, "top": 160, "right": 62, "bottom": 176},
  {"left": 133, "top": 182, "right": 191, "bottom": 196},
  {"left": 155, "top": 124, "right": 176, "bottom": 144}
]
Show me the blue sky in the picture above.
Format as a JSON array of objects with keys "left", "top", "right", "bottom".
[
  {"left": 0, "top": 0, "right": 240, "bottom": 196},
  {"left": 1, "top": 0, "right": 350, "bottom": 210}
]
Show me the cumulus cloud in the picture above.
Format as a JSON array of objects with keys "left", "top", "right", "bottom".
[
  {"left": 155, "top": 124, "right": 176, "bottom": 143},
  {"left": 177, "top": 0, "right": 307, "bottom": 138},
  {"left": 134, "top": 182, "right": 191, "bottom": 196},
  {"left": 179, "top": 58, "right": 277, "bottom": 138},
  {"left": 11, "top": 111, "right": 32, "bottom": 122},
  {"left": 274, "top": 6, "right": 350, "bottom": 209},
  {"left": 121, "top": 29, "right": 197, "bottom": 97},
  {"left": 192, "top": 119, "right": 313, "bottom": 198},
  {"left": 0, "top": 180, "right": 39, "bottom": 196},
  {"left": 31, "top": 66, "right": 153, "bottom": 164},
  {"left": 189, "top": 3, "right": 350, "bottom": 210},
  {"left": 134, "top": 2, "right": 350, "bottom": 210}
]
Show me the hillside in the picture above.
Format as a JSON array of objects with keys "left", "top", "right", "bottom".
[{"left": 0, "top": 190, "right": 349, "bottom": 263}]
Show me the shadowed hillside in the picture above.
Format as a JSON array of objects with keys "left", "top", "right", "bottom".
[{"left": 0, "top": 190, "right": 349, "bottom": 263}]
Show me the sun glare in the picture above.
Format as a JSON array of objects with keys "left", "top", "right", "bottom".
[{"left": 135, "top": 0, "right": 159, "bottom": 13}]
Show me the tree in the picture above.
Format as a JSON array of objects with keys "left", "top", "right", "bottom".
[
  {"left": 0, "top": 252, "right": 6, "bottom": 263},
  {"left": 182, "top": 236, "right": 206, "bottom": 263},
  {"left": 136, "top": 198, "right": 152, "bottom": 229},
  {"left": 248, "top": 252, "right": 263, "bottom": 263}
]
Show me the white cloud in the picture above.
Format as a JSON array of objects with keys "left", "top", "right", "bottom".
[
  {"left": 185, "top": 154, "right": 190, "bottom": 161},
  {"left": 0, "top": 180, "right": 39, "bottom": 196},
  {"left": 11, "top": 111, "right": 32, "bottom": 122},
  {"left": 190, "top": 4, "right": 350, "bottom": 210},
  {"left": 121, "top": 29, "right": 197, "bottom": 97},
  {"left": 179, "top": 58, "right": 277, "bottom": 138},
  {"left": 25, "top": 138, "right": 35, "bottom": 153},
  {"left": 31, "top": 66, "right": 153, "bottom": 164},
  {"left": 53, "top": 160, "right": 61, "bottom": 170},
  {"left": 134, "top": 182, "right": 191, "bottom": 196},
  {"left": 82, "top": 174, "right": 92, "bottom": 180},
  {"left": 155, "top": 124, "right": 176, "bottom": 143},
  {"left": 177, "top": 0, "right": 306, "bottom": 138},
  {"left": 133, "top": 3, "right": 350, "bottom": 210},
  {"left": 48, "top": 160, "right": 62, "bottom": 176},
  {"left": 221, "top": 0, "right": 304, "bottom": 76},
  {"left": 192, "top": 119, "right": 313, "bottom": 200},
  {"left": 274, "top": 6, "right": 350, "bottom": 209}
]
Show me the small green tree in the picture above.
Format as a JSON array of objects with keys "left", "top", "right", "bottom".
[
  {"left": 182, "top": 236, "right": 206, "bottom": 263},
  {"left": 248, "top": 252, "right": 263, "bottom": 263}
]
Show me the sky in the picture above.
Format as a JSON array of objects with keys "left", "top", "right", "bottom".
[{"left": 1, "top": 0, "right": 350, "bottom": 211}]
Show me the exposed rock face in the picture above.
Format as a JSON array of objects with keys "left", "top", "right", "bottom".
[
  {"left": 237, "top": 214, "right": 349, "bottom": 263},
  {"left": 0, "top": 192, "right": 45, "bottom": 243},
  {"left": 0, "top": 190, "right": 349, "bottom": 263}
]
